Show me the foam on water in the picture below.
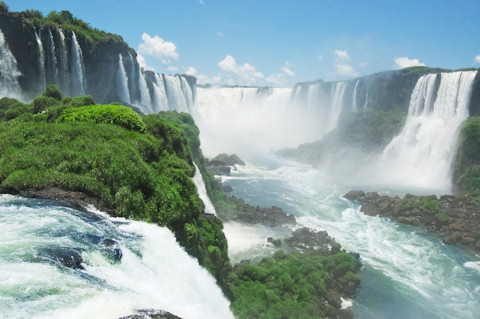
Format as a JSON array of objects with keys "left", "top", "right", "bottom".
[{"left": 0, "top": 195, "right": 233, "bottom": 319}]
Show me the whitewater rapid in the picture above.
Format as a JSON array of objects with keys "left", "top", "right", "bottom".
[
  {"left": 221, "top": 159, "right": 480, "bottom": 319},
  {"left": 0, "top": 195, "right": 233, "bottom": 319}
]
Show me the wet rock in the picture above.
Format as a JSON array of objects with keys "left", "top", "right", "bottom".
[
  {"left": 285, "top": 227, "right": 341, "bottom": 255},
  {"left": 206, "top": 153, "right": 245, "bottom": 176},
  {"left": 119, "top": 309, "right": 182, "bottom": 319},
  {"left": 38, "top": 247, "right": 84, "bottom": 269},
  {"left": 267, "top": 237, "right": 282, "bottom": 247},
  {"left": 100, "top": 238, "right": 123, "bottom": 263},
  {"left": 345, "top": 190, "right": 480, "bottom": 252}
]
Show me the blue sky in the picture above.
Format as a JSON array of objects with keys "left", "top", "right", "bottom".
[{"left": 7, "top": 0, "right": 480, "bottom": 87}]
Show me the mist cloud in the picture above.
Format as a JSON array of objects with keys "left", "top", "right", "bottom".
[
  {"left": 474, "top": 55, "right": 480, "bottom": 65},
  {"left": 138, "top": 33, "right": 179, "bottom": 64},
  {"left": 333, "top": 49, "right": 358, "bottom": 77}
]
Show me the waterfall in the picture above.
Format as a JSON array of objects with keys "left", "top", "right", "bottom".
[
  {"left": 116, "top": 54, "right": 131, "bottom": 104},
  {"left": 164, "top": 75, "right": 188, "bottom": 112},
  {"left": 58, "top": 29, "right": 70, "bottom": 95},
  {"left": 138, "top": 68, "right": 151, "bottom": 110},
  {"left": 35, "top": 30, "right": 46, "bottom": 92},
  {"left": 0, "top": 195, "right": 233, "bottom": 319},
  {"left": 71, "top": 31, "right": 86, "bottom": 96},
  {"left": 327, "top": 81, "right": 347, "bottom": 133},
  {"left": 380, "top": 71, "right": 478, "bottom": 191},
  {"left": 152, "top": 74, "right": 169, "bottom": 112},
  {"left": 193, "top": 163, "right": 217, "bottom": 216},
  {"left": 46, "top": 28, "right": 58, "bottom": 85},
  {"left": 352, "top": 80, "right": 359, "bottom": 111},
  {"left": 181, "top": 77, "right": 194, "bottom": 111},
  {"left": 0, "top": 29, "right": 21, "bottom": 98}
]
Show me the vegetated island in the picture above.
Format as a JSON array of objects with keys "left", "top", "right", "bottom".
[{"left": 0, "top": 84, "right": 361, "bottom": 319}]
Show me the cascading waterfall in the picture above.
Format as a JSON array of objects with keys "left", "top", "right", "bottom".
[
  {"left": 35, "top": 30, "right": 46, "bottom": 92},
  {"left": 71, "top": 31, "right": 86, "bottom": 96},
  {"left": 327, "top": 81, "right": 347, "bottom": 133},
  {"left": 57, "top": 29, "right": 70, "bottom": 95},
  {"left": 152, "top": 73, "right": 169, "bottom": 112},
  {"left": 192, "top": 163, "right": 217, "bottom": 216},
  {"left": 181, "top": 77, "right": 194, "bottom": 111},
  {"left": 137, "top": 68, "right": 151, "bottom": 110},
  {"left": 352, "top": 79, "right": 359, "bottom": 111},
  {"left": 379, "top": 70, "right": 478, "bottom": 191},
  {"left": 46, "top": 28, "right": 59, "bottom": 85},
  {"left": 0, "top": 29, "right": 22, "bottom": 98},
  {"left": 0, "top": 195, "right": 233, "bottom": 319},
  {"left": 164, "top": 75, "right": 188, "bottom": 112},
  {"left": 116, "top": 54, "right": 131, "bottom": 104}
]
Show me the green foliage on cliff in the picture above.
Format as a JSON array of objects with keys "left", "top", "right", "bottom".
[
  {"left": 453, "top": 116, "right": 480, "bottom": 200},
  {"left": 0, "top": 86, "right": 232, "bottom": 296},
  {"left": 57, "top": 104, "right": 147, "bottom": 133},
  {"left": 229, "top": 250, "right": 360, "bottom": 319}
]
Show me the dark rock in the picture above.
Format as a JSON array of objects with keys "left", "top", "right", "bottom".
[
  {"left": 221, "top": 184, "right": 233, "bottom": 192},
  {"left": 285, "top": 227, "right": 341, "bottom": 255},
  {"left": 119, "top": 309, "right": 182, "bottom": 319},
  {"left": 344, "top": 190, "right": 480, "bottom": 252},
  {"left": 267, "top": 237, "right": 282, "bottom": 247},
  {"left": 100, "top": 238, "right": 123, "bottom": 263},
  {"left": 206, "top": 153, "right": 245, "bottom": 176},
  {"left": 38, "top": 247, "right": 84, "bottom": 269}
]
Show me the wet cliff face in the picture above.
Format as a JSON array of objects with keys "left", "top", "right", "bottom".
[{"left": 0, "top": 8, "right": 196, "bottom": 110}]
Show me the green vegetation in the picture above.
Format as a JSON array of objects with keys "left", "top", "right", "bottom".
[
  {"left": 57, "top": 104, "right": 147, "bottom": 133},
  {"left": 454, "top": 117, "right": 480, "bottom": 202},
  {"left": 0, "top": 86, "right": 231, "bottom": 295},
  {"left": 229, "top": 250, "right": 360, "bottom": 319},
  {"left": 435, "top": 212, "right": 450, "bottom": 223}
]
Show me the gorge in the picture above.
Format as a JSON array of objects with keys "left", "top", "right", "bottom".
[{"left": 1, "top": 4, "right": 480, "bottom": 319}]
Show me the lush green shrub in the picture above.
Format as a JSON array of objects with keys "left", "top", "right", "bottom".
[
  {"left": 4, "top": 102, "right": 31, "bottom": 120},
  {"left": 435, "top": 212, "right": 450, "bottom": 223},
  {"left": 420, "top": 198, "right": 440, "bottom": 213},
  {"left": 67, "top": 95, "right": 95, "bottom": 107},
  {"left": 32, "top": 96, "right": 59, "bottom": 114},
  {"left": 42, "top": 84, "right": 62, "bottom": 101},
  {"left": 57, "top": 104, "right": 146, "bottom": 132}
]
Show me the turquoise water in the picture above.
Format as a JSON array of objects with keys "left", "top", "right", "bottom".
[{"left": 223, "top": 160, "right": 480, "bottom": 319}]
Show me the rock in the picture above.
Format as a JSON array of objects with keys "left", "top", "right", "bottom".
[
  {"left": 344, "top": 190, "right": 480, "bottom": 252},
  {"left": 206, "top": 153, "right": 245, "bottom": 176},
  {"left": 221, "top": 184, "right": 233, "bottom": 192},
  {"left": 38, "top": 247, "right": 84, "bottom": 269},
  {"left": 285, "top": 227, "right": 340, "bottom": 255},
  {"left": 267, "top": 237, "right": 282, "bottom": 247},
  {"left": 100, "top": 238, "right": 123, "bottom": 263},
  {"left": 119, "top": 309, "right": 182, "bottom": 319}
]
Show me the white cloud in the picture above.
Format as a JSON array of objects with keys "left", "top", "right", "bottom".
[
  {"left": 334, "top": 50, "right": 350, "bottom": 61},
  {"left": 217, "top": 31, "right": 224, "bottom": 37},
  {"left": 136, "top": 53, "right": 155, "bottom": 71},
  {"left": 167, "top": 66, "right": 178, "bottom": 72},
  {"left": 186, "top": 66, "right": 197, "bottom": 76},
  {"left": 266, "top": 73, "right": 286, "bottom": 86},
  {"left": 394, "top": 57, "right": 425, "bottom": 69},
  {"left": 138, "top": 33, "right": 179, "bottom": 64},
  {"left": 282, "top": 66, "right": 295, "bottom": 77},
  {"left": 333, "top": 50, "right": 357, "bottom": 77},
  {"left": 474, "top": 55, "right": 480, "bottom": 65},
  {"left": 218, "top": 55, "right": 264, "bottom": 85},
  {"left": 318, "top": 55, "right": 323, "bottom": 61},
  {"left": 199, "top": 0, "right": 205, "bottom": 5},
  {"left": 334, "top": 64, "right": 358, "bottom": 77}
]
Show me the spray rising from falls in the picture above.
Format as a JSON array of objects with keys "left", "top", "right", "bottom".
[
  {"left": 0, "top": 29, "right": 21, "bottom": 98},
  {"left": 379, "top": 70, "right": 478, "bottom": 191},
  {"left": 0, "top": 195, "right": 233, "bottom": 319}
]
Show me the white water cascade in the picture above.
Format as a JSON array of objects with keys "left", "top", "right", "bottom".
[
  {"left": 116, "top": 54, "right": 131, "bottom": 104},
  {"left": 71, "top": 32, "right": 86, "bottom": 96},
  {"left": 57, "top": 29, "right": 70, "bottom": 95},
  {"left": 47, "top": 28, "right": 58, "bottom": 85},
  {"left": 0, "top": 195, "right": 233, "bottom": 319},
  {"left": 152, "top": 74, "right": 169, "bottom": 112},
  {"left": 35, "top": 30, "right": 46, "bottom": 91},
  {"left": 164, "top": 75, "right": 189, "bottom": 112},
  {"left": 138, "top": 68, "right": 151, "bottom": 110},
  {"left": 327, "top": 81, "right": 347, "bottom": 133},
  {"left": 0, "top": 29, "right": 22, "bottom": 98},
  {"left": 352, "top": 80, "right": 360, "bottom": 111},
  {"left": 379, "top": 70, "right": 478, "bottom": 191},
  {"left": 193, "top": 163, "right": 217, "bottom": 216}
]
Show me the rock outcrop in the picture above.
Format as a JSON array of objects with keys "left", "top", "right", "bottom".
[{"left": 345, "top": 190, "right": 480, "bottom": 252}]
